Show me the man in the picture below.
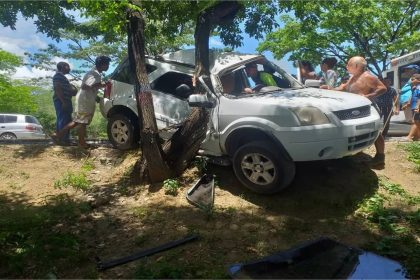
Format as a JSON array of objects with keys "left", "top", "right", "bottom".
[
  {"left": 333, "top": 56, "right": 387, "bottom": 166},
  {"left": 53, "top": 56, "right": 110, "bottom": 148},
  {"left": 244, "top": 63, "right": 277, "bottom": 93},
  {"left": 377, "top": 77, "right": 398, "bottom": 137},
  {"left": 52, "top": 62, "right": 77, "bottom": 145}
]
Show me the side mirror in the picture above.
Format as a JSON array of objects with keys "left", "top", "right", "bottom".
[
  {"left": 305, "top": 79, "right": 321, "bottom": 88},
  {"left": 175, "top": 84, "right": 192, "bottom": 99},
  {"left": 188, "top": 94, "right": 215, "bottom": 108}
]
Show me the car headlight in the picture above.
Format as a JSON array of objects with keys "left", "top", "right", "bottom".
[{"left": 290, "top": 107, "right": 330, "bottom": 126}]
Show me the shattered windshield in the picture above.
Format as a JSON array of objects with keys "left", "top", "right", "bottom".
[{"left": 219, "top": 58, "right": 303, "bottom": 98}]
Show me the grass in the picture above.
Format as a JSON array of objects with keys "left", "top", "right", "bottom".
[
  {"left": 400, "top": 142, "right": 420, "bottom": 172},
  {"left": 163, "top": 179, "right": 181, "bottom": 196},
  {"left": 81, "top": 158, "right": 95, "bottom": 172},
  {"left": 356, "top": 178, "right": 420, "bottom": 278},
  {"left": 54, "top": 172, "right": 90, "bottom": 192},
  {"left": 0, "top": 194, "right": 93, "bottom": 278}
]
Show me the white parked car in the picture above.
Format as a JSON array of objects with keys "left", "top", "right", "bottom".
[
  {"left": 0, "top": 114, "right": 47, "bottom": 140},
  {"left": 100, "top": 49, "right": 381, "bottom": 193}
]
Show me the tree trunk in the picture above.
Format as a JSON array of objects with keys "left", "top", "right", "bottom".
[
  {"left": 163, "top": 1, "right": 241, "bottom": 175},
  {"left": 127, "top": 8, "right": 171, "bottom": 182}
]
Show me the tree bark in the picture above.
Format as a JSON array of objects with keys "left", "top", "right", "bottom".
[
  {"left": 163, "top": 1, "right": 241, "bottom": 176},
  {"left": 127, "top": 8, "right": 171, "bottom": 182},
  {"left": 127, "top": 1, "right": 240, "bottom": 182}
]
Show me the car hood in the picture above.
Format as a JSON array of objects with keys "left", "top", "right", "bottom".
[{"left": 237, "top": 87, "right": 372, "bottom": 112}]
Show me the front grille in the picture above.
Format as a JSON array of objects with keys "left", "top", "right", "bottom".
[
  {"left": 348, "top": 131, "right": 378, "bottom": 151},
  {"left": 333, "top": 105, "right": 371, "bottom": 120}
]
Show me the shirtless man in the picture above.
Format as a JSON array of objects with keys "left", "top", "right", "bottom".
[{"left": 334, "top": 56, "right": 387, "bottom": 166}]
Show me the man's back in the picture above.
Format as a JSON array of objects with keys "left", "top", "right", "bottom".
[{"left": 346, "top": 71, "right": 377, "bottom": 96}]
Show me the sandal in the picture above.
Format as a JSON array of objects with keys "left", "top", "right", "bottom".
[{"left": 50, "top": 134, "right": 61, "bottom": 144}]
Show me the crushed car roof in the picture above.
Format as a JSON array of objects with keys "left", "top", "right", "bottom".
[{"left": 161, "top": 49, "right": 261, "bottom": 75}]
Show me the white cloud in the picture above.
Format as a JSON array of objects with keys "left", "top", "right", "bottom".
[
  {"left": 0, "top": 16, "right": 50, "bottom": 56},
  {"left": 12, "top": 66, "right": 55, "bottom": 79},
  {"left": 0, "top": 35, "right": 48, "bottom": 56},
  {"left": 11, "top": 56, "right": 72, "bottom": 80}
]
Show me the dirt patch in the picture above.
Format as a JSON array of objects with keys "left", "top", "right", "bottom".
[{"left": 0, "top": 142, "right": 418, "bottom": 278}]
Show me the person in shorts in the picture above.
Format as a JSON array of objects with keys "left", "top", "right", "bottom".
[
  {"left": 53, "top": 56, "right": 110, "bottom": 148},
  {"left": 407, "top": 74, "right": 420, "bottom": 140}
]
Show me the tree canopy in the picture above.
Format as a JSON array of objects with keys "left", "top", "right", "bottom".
[
  {"left": 0, "top": 49, "right": 37, "bottom": 113},
  {"left": 258, "top": 0, "right": 420, "bottom": 76}
]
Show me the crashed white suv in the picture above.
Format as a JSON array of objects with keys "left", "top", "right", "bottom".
[{"left": 100, "top": 49, "right": 381, "bottom": 194}]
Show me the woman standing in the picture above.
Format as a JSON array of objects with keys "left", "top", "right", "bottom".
[{"left": 319, "top": 57, "right": 338, "bottom": 89}]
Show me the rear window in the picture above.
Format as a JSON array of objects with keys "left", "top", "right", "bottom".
[
  {"left": 4, "top": 115, "right": 18, "bottom": 123},
  {"left": 112, "top": 60, "right": 157, "bottom": 84},
  {"left": 0, "top": 115, "right": 4, "bottom": 123},
  {"left": 25, "top": 116, "right": 39, "bottom": 124}
]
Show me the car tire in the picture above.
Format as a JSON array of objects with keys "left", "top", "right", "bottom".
[
  {"left": 232, "top": 141, "right": 295, "bottom": 194},
  {"left": 107, "top": 114, "right": 138, "bottom": 150},
  {"left": 0, "top": 132, "right": 17, "bottom": 140}
]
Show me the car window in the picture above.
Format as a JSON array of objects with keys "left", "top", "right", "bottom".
[
  {"left": 25, "top": 116, "right": 40, "bottom": 124},
  {"left": 220, "top": 70, "right": 249, "bottom": 95},
  {"left": 151, "top": 72, "right": 193, "bottom": 100},
  {"left": 4, "top": 115, "right": 17, "bottom": 123},
  {"left": 112, "top": 59, "right": 157, "bottom": 84},
  {"left": 0, "top": 115, "right": 4, "bottom": 123},
  {"left": 251, "top": 63, "right": 292, "bottom": 89}
]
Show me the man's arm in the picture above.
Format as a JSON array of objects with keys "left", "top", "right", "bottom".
[
  {"left": 81, "top": 72, "right": 105, "bottom": 91},
  {"left": 333, "top": 81, "right": 348, "bottom": 92},
  {"left": 365, "top": 76, "right": 386, "bottom": 99}
]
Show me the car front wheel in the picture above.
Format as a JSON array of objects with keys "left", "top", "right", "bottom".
[
  {"left": 232, "top": 141, "right": 295, "bottom": 194},
  {"left": 107, "top": 114, "right": 138, "bottom": 150}
]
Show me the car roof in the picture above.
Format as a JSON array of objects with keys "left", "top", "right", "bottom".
[{"left": 160, "top": 49, "right": 261, "bottom": 75}]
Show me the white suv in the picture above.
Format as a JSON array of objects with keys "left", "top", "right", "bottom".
[{"left": 100, "top": 49, "right": 381, "bottom": 193}]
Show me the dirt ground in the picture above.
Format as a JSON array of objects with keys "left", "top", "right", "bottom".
[{"left": 0, "top": 141, "right": 418, "bottom": 278}]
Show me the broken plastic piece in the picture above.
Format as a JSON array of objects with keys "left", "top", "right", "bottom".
[{"left": 186, "top": 174, "right": 215, "bottom": 210}]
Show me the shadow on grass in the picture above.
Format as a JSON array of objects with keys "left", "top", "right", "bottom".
[
  {"left": 208, "top": 156, "right": 379, "bottom": 220},
  {"left": 1, "top": 188, "right": 416, "bottom": 278},
  {"left": 0, "top": 192, "right": 97, "bottom": 279},
  {"left": 10, "top": 144, "right": 89, "bottom": 160}
]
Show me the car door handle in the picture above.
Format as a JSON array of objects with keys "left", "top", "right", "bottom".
[{"left": 0, "top": 126, "right": 5, "bottom": 128}]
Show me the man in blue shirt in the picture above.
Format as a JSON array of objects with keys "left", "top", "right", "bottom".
[
  {"left": 52, "top": 62, "right": 77, "bottom": 145},
  {"left": 406, "top": 74, "right": 420, "bottom": 140}
]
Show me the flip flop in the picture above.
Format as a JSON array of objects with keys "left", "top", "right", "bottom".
[{"left": 50, "top": 134, "right": 61, "bottom": 144}]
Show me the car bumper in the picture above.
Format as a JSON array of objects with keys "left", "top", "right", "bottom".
[
  {"left": 273, "top": 113, "right": 382, "bottom": 161},
  {"left": 99, "top": 97, "right": 112, "bottom": 118}
]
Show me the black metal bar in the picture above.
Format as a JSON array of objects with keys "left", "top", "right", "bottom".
[{"left": 96, "top": 234, "right": 199, "bottom": 271}]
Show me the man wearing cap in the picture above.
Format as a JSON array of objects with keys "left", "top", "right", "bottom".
[{"left": 53, "top": 56, "right": 111, "bottom": 148}]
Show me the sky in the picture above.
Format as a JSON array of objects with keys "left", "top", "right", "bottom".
[{"left": 0, "top": 13, "right": 296, "bottom": 81}]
